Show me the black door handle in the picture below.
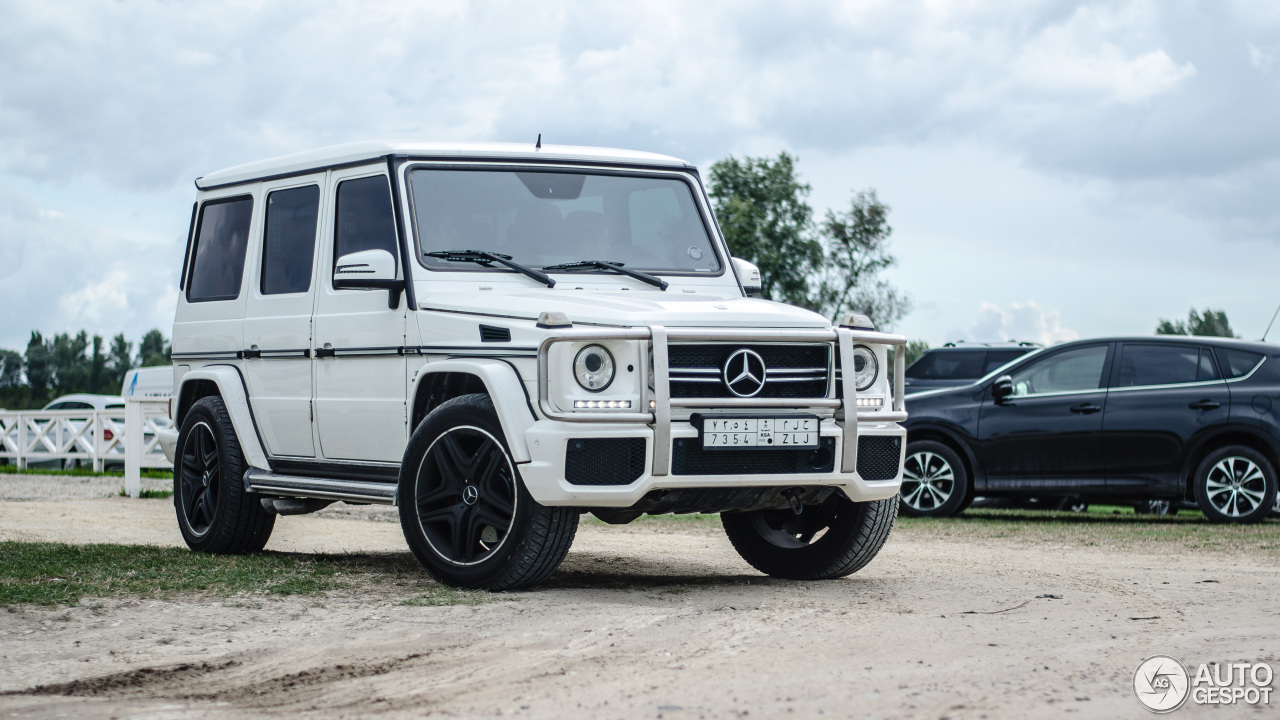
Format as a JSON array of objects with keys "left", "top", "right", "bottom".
[
  {"left": 1069, "top": 403, "right": 1102, "bottom": 414},
  {"left": 1188, "top": 399, "right": 1220, "bottom": 411},
  {"left": 314, "top": 347, "right": 336, "bottom": 358}
]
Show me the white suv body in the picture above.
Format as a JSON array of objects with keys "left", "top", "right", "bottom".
[{"left": 159, "top": 142, "right": 907, "bottom": 589}]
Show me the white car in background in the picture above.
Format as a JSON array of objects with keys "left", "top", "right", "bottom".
[{"left": 34, "top": 394, "right": 126, "bottom": 470}]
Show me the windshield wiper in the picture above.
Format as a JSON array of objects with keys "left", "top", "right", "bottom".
[
  {"left": 542, "top": 260, "right": 668, "bottom": 291},
  {"left": 425, "top": 250, "right": 555, "bottom": 288}
]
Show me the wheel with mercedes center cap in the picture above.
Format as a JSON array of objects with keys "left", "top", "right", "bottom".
[{"left": 398, "top": 394, "right": 579, "bottom": 590}]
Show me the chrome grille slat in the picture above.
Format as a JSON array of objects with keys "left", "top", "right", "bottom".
[{"left": 667, "top": 342, "right": 831, "bottom": 400}]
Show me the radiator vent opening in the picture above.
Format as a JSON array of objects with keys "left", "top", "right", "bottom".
[{"left": 479, "top": 325, "right": 511, "bottom": 343}]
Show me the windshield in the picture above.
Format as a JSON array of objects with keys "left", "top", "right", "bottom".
[{"left": 408, "top": 168, "right": 722, "bottom": 274}]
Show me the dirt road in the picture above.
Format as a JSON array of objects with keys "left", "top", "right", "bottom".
[{"left": 1, "top": 473, "right": 1277, "bottom": 719}]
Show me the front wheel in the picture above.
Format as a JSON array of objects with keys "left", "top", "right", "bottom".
[
  {"left": 722, "top": 493, "right": 897, "bottom": 580},
  {"left": 1193, "top": 446, "right": 1277, "bottom": 524},
  {"left": 398, "top": 394, "right": 578, "bottom": 590},
  {"left": 898, "top": 440, "right": 969, "bottom": 517}
]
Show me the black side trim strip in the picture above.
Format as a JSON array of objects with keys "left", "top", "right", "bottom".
[
  {"left": 270, "top": 458, "right": 400, "bottom": 483},
  {"left": 172, "top": 351, "right": 241, "bottom": 360}
]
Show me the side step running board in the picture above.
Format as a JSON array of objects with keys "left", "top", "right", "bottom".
[{"left": 243, "top": 468, "right": 398, "bottom": 505}]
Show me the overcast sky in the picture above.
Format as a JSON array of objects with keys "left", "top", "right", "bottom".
[{"left": 2, "top": 0, "right": 1279, "bottom": 353}]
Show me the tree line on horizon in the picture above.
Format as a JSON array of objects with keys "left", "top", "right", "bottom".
[{"left": 0, "top": 329, "right": 170, "bottom": 410}]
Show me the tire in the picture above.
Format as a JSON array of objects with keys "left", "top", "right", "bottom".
[
  {"left": 898, "top": 440, "right": 969, "bottom": 517},
  {"left": 174, "top": 396, "right": 275, "bottom": 553},
  {"left": 722, "top": 493, "right": 897, "bottom": 580},
  {"left": 398, "top": 394, "right": 578, "bottom": 590},
  {"left": 1133, "top": 499, "right": 1172, "bottom": 516},
  {"left": 1193, "top": 445, "right": 1277, "bottom": 525}
]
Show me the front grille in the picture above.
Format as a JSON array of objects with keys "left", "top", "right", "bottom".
[
  {"left": 671, "top": 437, "right": 836, "bottom": 476},
  {"left": 667, "top": 343, "right": 830, "bottom": 399},
  {"left": 565, "top": 438, "right": 646, "bottom": 486},
  {"left": 857, "top": 436, "right": 902, "bottom": 480}
]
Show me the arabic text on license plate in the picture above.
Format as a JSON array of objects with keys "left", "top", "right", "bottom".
[{"left": 702, "top": 417, "right": 818, "bottom": 450}]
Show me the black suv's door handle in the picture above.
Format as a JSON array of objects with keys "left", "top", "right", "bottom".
[
  {"left": 1188, "top": 399, "right": 1220, "bottom": 411},
  {"left": 1069, "top": 403, "right": 1102, "bottom": 414}
]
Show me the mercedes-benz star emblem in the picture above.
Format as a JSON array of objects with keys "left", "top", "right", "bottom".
[
  {"left": 462, "top": 485, "right": 479, "bottom": 505},
  {"left": 723, "top": 349, "right": 767, "bottom": 398}
]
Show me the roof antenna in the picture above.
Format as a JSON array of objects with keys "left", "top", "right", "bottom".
[
  {"left": 535, "top": 133, "right": 542, "bottom": 149},
  {"left": 1262, "top": 301, "right": 1280, "bottom": 342}
]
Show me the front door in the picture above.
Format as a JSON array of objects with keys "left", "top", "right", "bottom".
[
  {"left": 242, "top": 177, "right": 323, "bottom": 458},
  {"left": 1103, "top": 342, "right": 1229, "bottom": 497},
  {"left": 977, "top": 343, "right": 1113, "bottom": 493},
  {"left": 313, "top": 167, "right": 408, "bottom": 462}
]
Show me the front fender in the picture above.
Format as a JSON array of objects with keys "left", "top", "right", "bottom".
[
  {"left": 175, "top": 366, "right": 272, "bottom": 472},
  {"left": 414, "top": 359, "right": 537, "bottom": 463}
]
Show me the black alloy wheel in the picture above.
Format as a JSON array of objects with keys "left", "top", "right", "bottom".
[
  {"left": 173, "top": 396, "right": 275, "bottom": 554},
  {"left": 414, "top": 425, "right": 518, "bottom": 566},
  {"left": 722, "top": 493, "right": 898, "bottom": 580},
  {"left": 399, "top": 394, "right": 578, "bottom": 590}
]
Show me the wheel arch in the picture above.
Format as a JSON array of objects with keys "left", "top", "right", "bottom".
[
  {"left": 411, "top": 359, "right": 536, "bottom": 463},
  {"left": 174, "top": 365, "right": 272, "bottom": 471},
  {"left": 904, "top": 423, "right": 978, "bottom": 489},
  {"left": 1181, "top": 426, "right": 1280, "bottom": 501}
]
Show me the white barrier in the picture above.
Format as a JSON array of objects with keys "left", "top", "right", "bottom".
[{"left": 0, "top": 402, "right": 173, "bottom": 497}]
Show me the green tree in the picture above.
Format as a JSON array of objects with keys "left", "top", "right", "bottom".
[
  {"left": 107, "top": 333, "right": 134, "bottom": 392},
  {"left": 138, "top": 329, "right": 170, "bottom": 367},
  {"left": 1156, "top": 309, "right": 1237, "bottom": 338},
  {"left": 24, "top": 331, "right": 51, "bottom": 399},
  {"left": 816, "top": 189, "right": 912, "bottom": 329},
  {"left": 0, "top": 349, "right": 22, "bottom": 388},
  {"left": 707, "top": 153, "right": 825, "bottom": 309},
  {"left": 90, "top": 334, "right": 106, "bottom": 394},
  {"left": 50, "top": 331, "right": 91, "bottom": 394}
]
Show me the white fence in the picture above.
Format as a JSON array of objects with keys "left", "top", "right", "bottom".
[{"left": 0, "top": 400, "right": 173, "bottom": 497}]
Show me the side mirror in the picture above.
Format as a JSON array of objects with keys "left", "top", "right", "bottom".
[
  {"left": 992, "top": 375, "right": 1014, "bottom": 404},
  {"left": 731, "top": 257, "right": 762, "bottom": 296},
  {"left": 334, "top": 249, "right": 403, "bottom": 309}
]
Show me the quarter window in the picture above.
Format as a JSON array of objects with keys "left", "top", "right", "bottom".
[
  {"left": 1009, "top": 345, "right": 1108, "bottom": 396},
  {"left": 1216, "top": 348, "right": 1265, "bottom": 379},
  {"left": 187, "top": 196, "right": 253, "bottom": 302},
  {"left": 261, "top": 185, "right": 320, "bottom": 295},
  {"left": 1116, "top": 344, "right": 1216, "bottom": 387},
  {"left": 334, "top": 175, "right": 397, "bottom": 272}
]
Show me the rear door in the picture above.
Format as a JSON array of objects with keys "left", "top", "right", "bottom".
[
  {"left": 977, "top": 343, "right": 1113, "bottom": 493},
  {"left": 242, "top": 176, "right": 324, "bottom": 458},
  {"left": 1102, "top": 342, "right": 1229, "bottom": 497}
]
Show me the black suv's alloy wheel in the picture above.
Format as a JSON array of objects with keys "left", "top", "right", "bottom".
[
  {"left": 1194, "top": 445, "right": 1277, "bottom": 524},
  {"left": 898, "top": 440, "right": 970, "bottom": 517}
]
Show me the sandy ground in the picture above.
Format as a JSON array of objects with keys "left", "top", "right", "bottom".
[{"left": 1, "top": 473, "right": 1278, "bottom": 719}]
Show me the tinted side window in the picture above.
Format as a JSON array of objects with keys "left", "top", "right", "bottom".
[
  {"left": 1010, "top": 345, "right": 1108, "bottom": 396},
  {"left": 262, "top": 185, "right": 320, "bottom": 295},
  {"left": 983, "top": 350, "right": 1027, "bottom": 374},
  {"left": 187, "top": 196, "right": 253, "bottom": 302},
  {"left": 334, "top": 176, "right": 397, "bottom": 271},
  {"left": 905, "top": 351, "right": 985, "bottom": 380},
  {"left": 1215, "top": 348, "right": 1265, "bottom": 379},
  {"left": 1198, "top": 349, "right": 1221, "bottom": 381},
  {"left": 1117, "top": 344, "right": 1202, "bottom": 387}
]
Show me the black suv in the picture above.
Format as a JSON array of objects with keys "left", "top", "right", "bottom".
[
  {"left": 904, "top": 342, "right": 1040, "bottom": 394},
  {"left": 900, "top": 336, "right": 1279, "bottom": 523}
]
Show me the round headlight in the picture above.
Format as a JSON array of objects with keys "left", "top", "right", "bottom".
[
  {"left": 574, "top": 345, "right": 615, "bottom": 392},
  {"left": 852, "top": 345, "right": 879, "bottom": 391}
]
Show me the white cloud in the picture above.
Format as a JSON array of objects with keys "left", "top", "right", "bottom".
[{"left": 970, "top": 302, "right": 1079, "bottom": 346}]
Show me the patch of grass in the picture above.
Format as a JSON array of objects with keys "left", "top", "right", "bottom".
[
  {"left": 0, "top": 464, "right": 172, "bottom": 480},
  {"left": 116, "top": 487, "right": 174, "bottom": 499},
  {"left": 895, "top": 508, "right": 1280, "bottom": 553},
  {"left": 0, "top": 542, "right": 490, "bottom": 608}
]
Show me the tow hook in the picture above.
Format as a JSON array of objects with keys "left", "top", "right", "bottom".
[{"left": 784, "top": 488, "right": 805, "bottom": 515}]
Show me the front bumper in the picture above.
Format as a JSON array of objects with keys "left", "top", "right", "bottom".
[{"left": 519, "top": 417, "right": 905, "bottom": 507}]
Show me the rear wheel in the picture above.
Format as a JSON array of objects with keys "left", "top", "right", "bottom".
[
  {"left": 1133, "top": 499, "right": 1173, "bottom": 515},
  {"left": 722, "top": 493, "right": 897, "bottom": 580},
  {"left": 1193, "top": 446, "right": 1277, "bottom": 524},
  {"left": 898, "top": 440, "right": 969, "bottom": 517},
  {"left": 174, "top": 396, "right": 275, "bottom": 553},
  {"left": 398, "top": 394, "right": 578, "bottom": 590}
]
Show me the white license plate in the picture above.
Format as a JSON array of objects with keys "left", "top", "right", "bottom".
[{"left": 701, "top": 416, "right": 819, "bottom": 450}]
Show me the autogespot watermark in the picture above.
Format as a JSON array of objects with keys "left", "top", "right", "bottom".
[{"left": 1133, "top": 655, "right": 1274, "bottom": 713}]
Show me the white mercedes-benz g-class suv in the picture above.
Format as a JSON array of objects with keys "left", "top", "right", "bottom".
[{"left": 158, "top": 141, "right": 907, "bottom": 590}]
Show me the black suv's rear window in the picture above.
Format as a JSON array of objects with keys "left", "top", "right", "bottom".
[
  {"left": 906, "top": 351, "right": 986, "bottom": 380},
  {"left": 1216, "top": 348, "right": 1266, "bottom": 379}
]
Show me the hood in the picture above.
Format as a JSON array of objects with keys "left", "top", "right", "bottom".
[{"left": 415, "top": 288, "right": 831, "bottom": 328}]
